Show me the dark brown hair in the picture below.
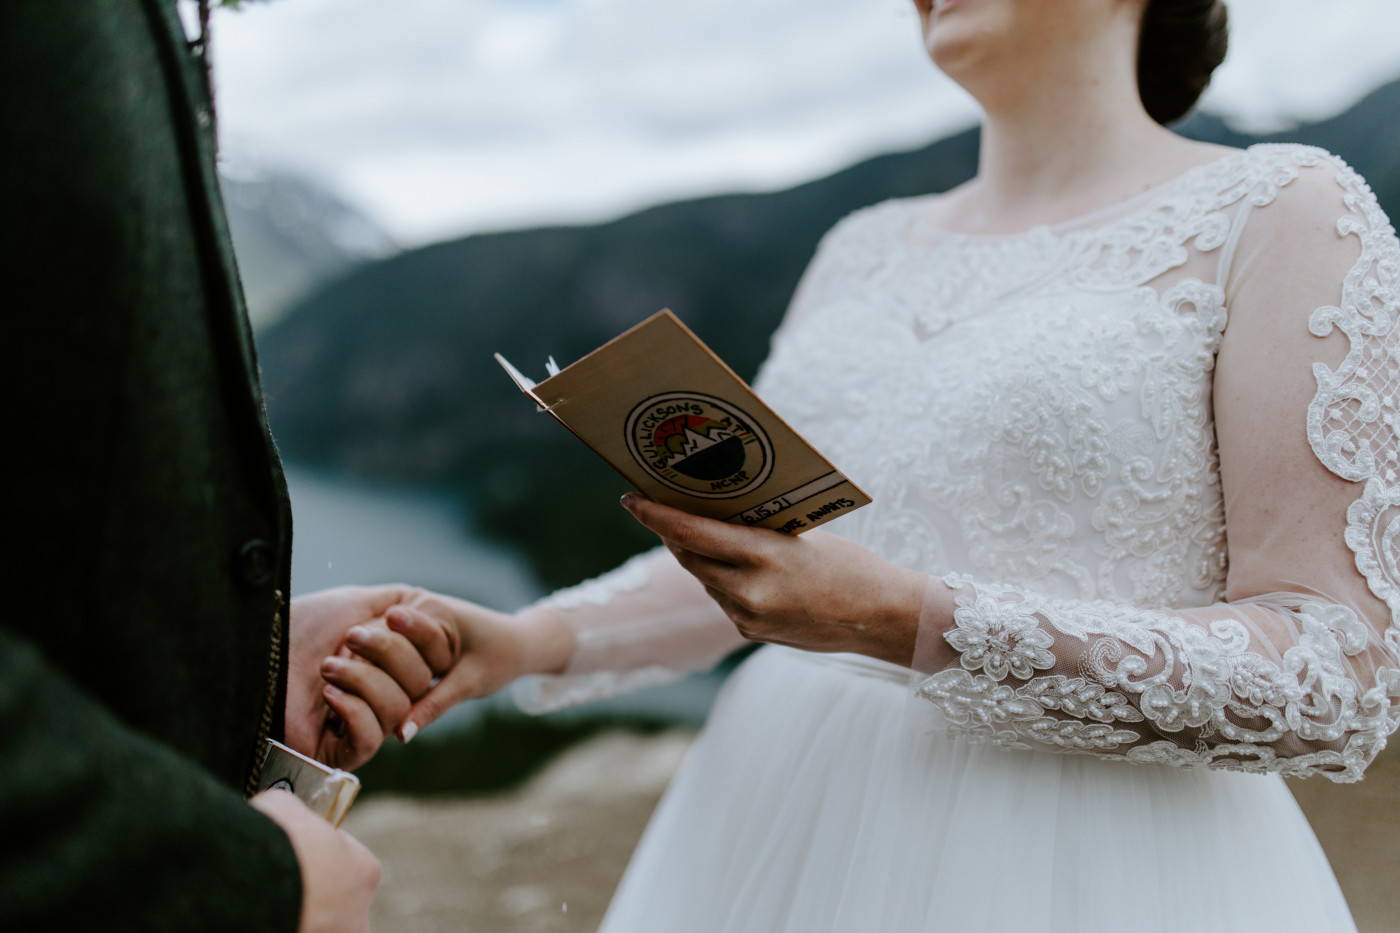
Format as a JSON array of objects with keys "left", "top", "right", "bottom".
[{"left": 1137, "top": 0, "right": 1230, "bottom": 125}]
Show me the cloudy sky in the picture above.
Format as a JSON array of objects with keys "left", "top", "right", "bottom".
[{"left": 209, "top": 0, "right": 1400, "bottom": 247}]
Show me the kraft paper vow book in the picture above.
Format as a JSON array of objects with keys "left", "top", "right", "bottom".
[{"left": 495, "top": 309, "right": 870, "bottom": 534}]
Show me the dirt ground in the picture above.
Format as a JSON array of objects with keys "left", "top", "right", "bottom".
[
  {"left": 345, "top": 732, "right": 1400, "bottom": 933},
  {"left": 345, "top": 731, "right": 689, "bottom": 933},
  {"left": 1285, "top": 743, "right": 1400, "bottom": 933}
]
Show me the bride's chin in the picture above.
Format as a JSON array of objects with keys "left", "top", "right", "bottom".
[
  {"left": 920, "top": 1, "right": 1017, "bottom": 77},
  {"left": 923, "top": 31, "right": 981, "bottom": 79}
]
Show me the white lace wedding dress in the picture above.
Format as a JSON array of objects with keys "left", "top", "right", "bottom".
[{"left": 517, "top": 144, "right": 1400, "bottom": 931}]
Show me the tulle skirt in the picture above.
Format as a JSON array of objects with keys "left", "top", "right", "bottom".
[{"left": 598, "top": 645, "right": 1357, "bottom": 933}]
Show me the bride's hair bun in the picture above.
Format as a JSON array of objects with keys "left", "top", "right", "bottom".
[{"left": 1137, "top": 0, "right": 1230, "bottom": 125}]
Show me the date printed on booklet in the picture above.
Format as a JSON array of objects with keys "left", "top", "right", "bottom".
[{"left": 495, "top": 309, "right": 870, "bottom": 534}]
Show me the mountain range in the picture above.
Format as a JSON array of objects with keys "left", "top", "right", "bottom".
[
  {"left": 254, "top": 79, "right": 1400, "bottom": 586},
  {"left": 222, "top": 168, "right": 397, "bottom": 330}
]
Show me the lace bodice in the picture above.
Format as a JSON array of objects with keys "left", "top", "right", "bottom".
[
  {"left": 522, "top": 144, "right": 1400, "bottom": 782},
  {"left": 759, "top": 202, "right": 1233, "bottom": 611}
]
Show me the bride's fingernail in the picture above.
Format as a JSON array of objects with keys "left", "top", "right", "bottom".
[
  {"left": 399, "top": 720, "right": 419, "bottom": 743},
  {"left": 620, "top": 492, "right": 638, "bottom": 510}
]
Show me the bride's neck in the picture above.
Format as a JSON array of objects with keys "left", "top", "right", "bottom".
[
  {"left": 948, "top": 22, "right": 1192, "bottom": 233},
  {"left": 981, "top": 90, "right": 1163, "bottom": 198}
]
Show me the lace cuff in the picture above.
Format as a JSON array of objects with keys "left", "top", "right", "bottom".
[{"left": 911, "top": 573, "right": 1398, "bottom": 781}]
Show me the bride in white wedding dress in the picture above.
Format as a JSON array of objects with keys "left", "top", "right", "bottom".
[{"left": 326, "top": 0, "right": 1400, "bottom": 929}]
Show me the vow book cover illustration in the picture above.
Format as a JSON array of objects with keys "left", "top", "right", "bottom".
[{"left": 495, "top": 309, "right": 870, "bottom": 534}]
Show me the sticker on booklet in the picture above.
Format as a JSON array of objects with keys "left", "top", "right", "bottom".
[{"left": 625, "top": 392, "right": 774, "bottom": 498}]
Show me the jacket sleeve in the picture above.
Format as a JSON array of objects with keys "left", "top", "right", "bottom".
[{"left": 0, "top": 628, "right": 303, "bottom": 932}]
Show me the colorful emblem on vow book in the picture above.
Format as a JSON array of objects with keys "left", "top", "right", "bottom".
[{"left": 625, "top": 392, "right": 774, "bottom": 498}]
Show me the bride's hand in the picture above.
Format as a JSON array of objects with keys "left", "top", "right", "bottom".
[
  {"left": 621, "top": 493, "right": 925, "bottom": 667},
  {"left": 325, "top": 591, "right": 575, "bottom": 742}
]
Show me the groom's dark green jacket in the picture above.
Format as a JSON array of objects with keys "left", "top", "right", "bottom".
[{"left": 0, "top": 1, "right": 302, "bottom": 928}]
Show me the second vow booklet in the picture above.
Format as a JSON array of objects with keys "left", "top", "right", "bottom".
[{"left": 496, "top": 309, "right": 870, "bottom": 534}]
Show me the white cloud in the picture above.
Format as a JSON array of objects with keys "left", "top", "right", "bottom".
[
  {"left": 210, "top": 0, "right": 1400, "bottom": 246},
  {"left": 1202, "top": 0, "right": 1400, "bottom": 131}
]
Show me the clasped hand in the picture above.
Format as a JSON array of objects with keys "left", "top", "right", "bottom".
[
  {"left": 314, "top": 588, "right": 575, "bottom": 746},
  {"left": 283, "top": 583, "right": 539, "bottom": 768},
  {"left": 307, "top": 496, "right": 925, "bottom": 750},
  {"left": 284, "top": 584, "right": 427, "bottom": 769}
]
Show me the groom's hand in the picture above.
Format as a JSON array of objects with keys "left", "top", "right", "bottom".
[
  {"left": 251, "top": 788, "right": 380, "bottom": 933},
  {"left": 284, "top": 585, "right": 422, "bottom": 770}
]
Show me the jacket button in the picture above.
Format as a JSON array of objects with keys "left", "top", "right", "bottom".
[{"left": 236, "top": 539, "right": 276, "bottom": 588}]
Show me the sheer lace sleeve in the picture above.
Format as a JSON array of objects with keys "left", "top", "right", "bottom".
[
  {"left": 911, "top": 153, "right": 1400, "bottom": 781},
  {"left": 514, "top": 547, "right": 747, "bottom": 713}
]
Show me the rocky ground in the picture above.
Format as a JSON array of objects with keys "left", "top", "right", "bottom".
[{"left": 345, "top": 731, "right": 1400, "bottom": 933}]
